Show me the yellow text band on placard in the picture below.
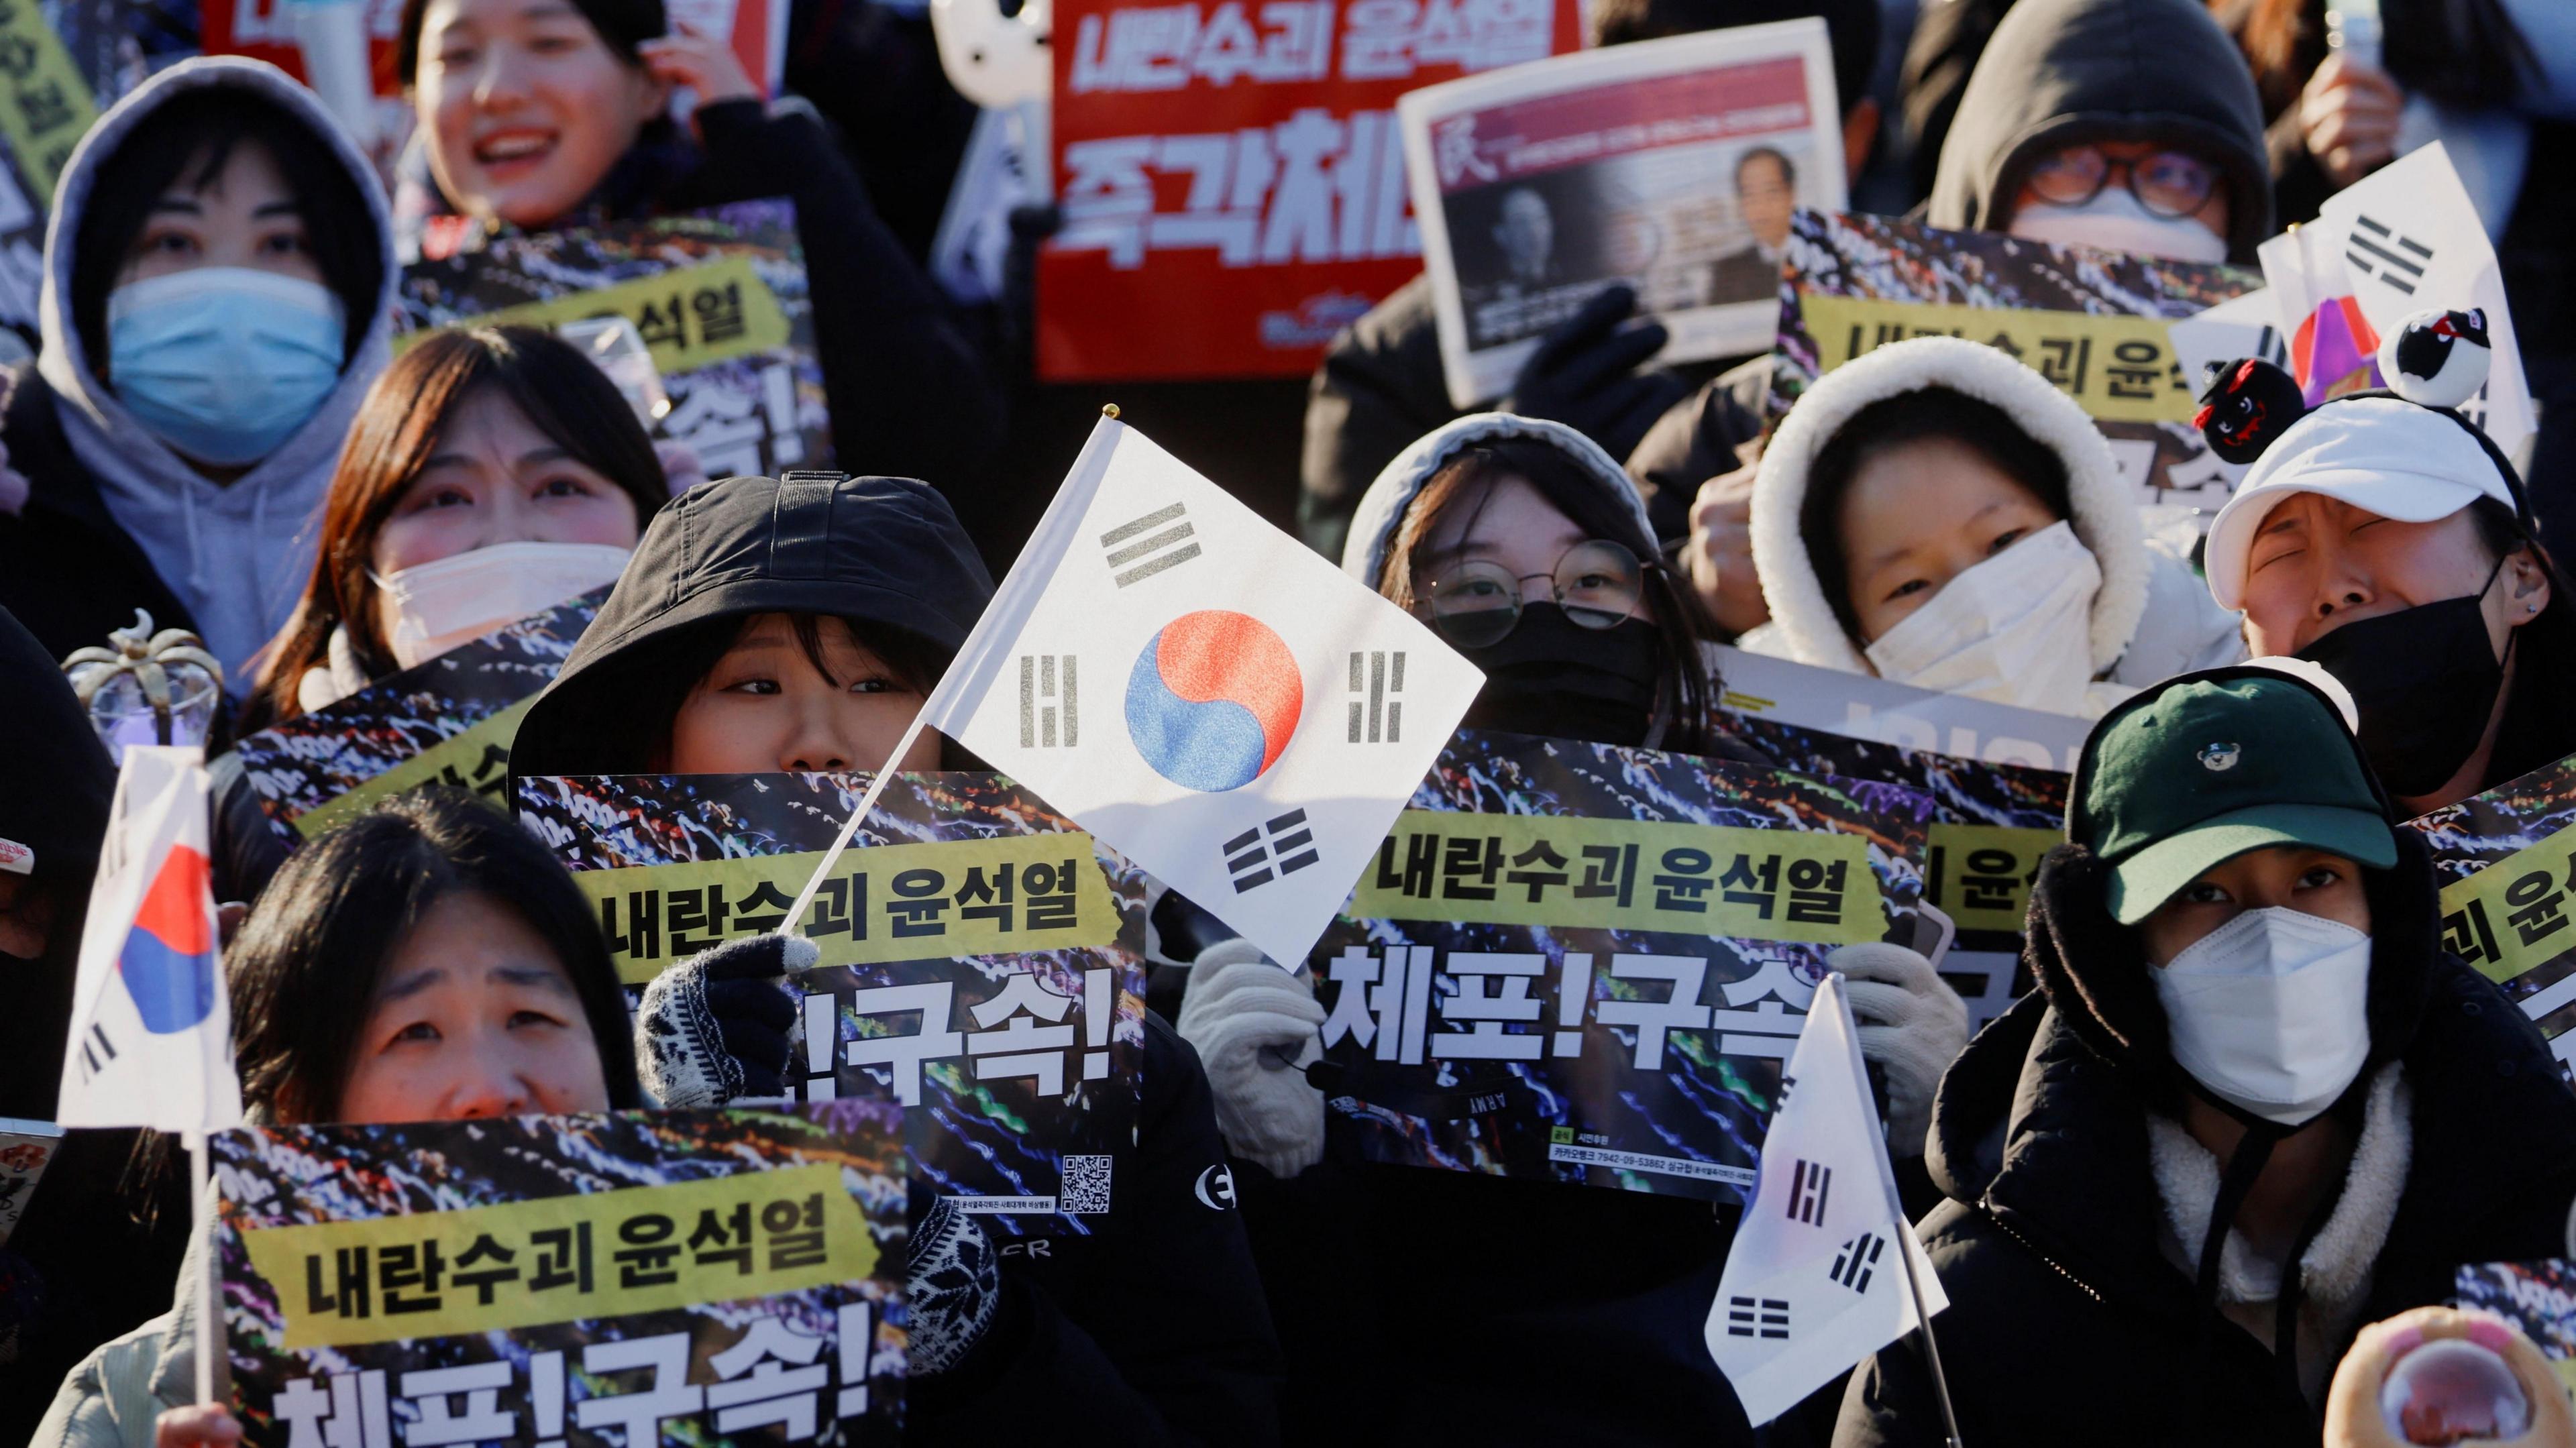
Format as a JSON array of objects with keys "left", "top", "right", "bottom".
[
  {"left": 574, "top": 834, "right": 1122, "bottom": 984},
  {"left": 0, "top": 3, "right": 98, "bottom": 206},
  {"left": 239, "top": 1164, "right": 873, "bottom": 1350},
  {"left": 1923, "top": 824, "right": 2056, "bottom": 934},
  {"left": 1801, "top": 294, "right": 2196, "bottom": 424},
  {"left": 2436, "top": 837, "right": 2576, "bottom": 988},
  {"left": 286, "top": 698, "right": 534, "bottom": 840},
  {"left": 394, "top": 254, "right": 791, "bottom": 374},
  {"left": 1351, "top": 812, "right": 1885, "bottom": 943}
]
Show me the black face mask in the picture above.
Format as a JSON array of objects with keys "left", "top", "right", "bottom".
[
  {"left": 1456, "top": 604, "right": 1664, "bottom": 747},
  {"left": 2297, "top": 560, "right": 2510, "bottom": 799}
]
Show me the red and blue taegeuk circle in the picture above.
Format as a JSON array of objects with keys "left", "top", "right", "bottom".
[
  {"left": 119, "top": 843, "right": 217, "bottom": 1035},
  {"left": 1124, "top": 611, "right": 1304, "bottom": 791}
]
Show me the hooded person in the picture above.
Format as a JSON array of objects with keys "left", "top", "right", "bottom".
[
  {"left": 0, "top": 607, "right": 188, "bottom": 1442},
  {"left": 1634, "top": 0, "right": 2271, "bottom": 639},
  {"left": 1173, "top": 412, "right": 1970, "bottom": 1444},
  {"left": 1833, "top": 666, "right": 2576, "bottom": 1447},
  {"left": 506, "top": 471, "right": 1285, "bottom": 1447},
  {"left": 1741, "top": 335, "right": 2243, "bottom": 716},
  {"left": 2198, "top": 314, "right": 2576, "bottom": 817},
  {"left": 0, "top": 58, "right": 397, "bottom": 687}
]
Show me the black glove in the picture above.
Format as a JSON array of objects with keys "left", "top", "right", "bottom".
[
  {"left": 1502, "top": 284, "right": 1694, "bottom": 462},
  {"left": 906, "top": 1190, "right": 1001, "bottom": 1377},
  {"left": 634, "top": 932, "right": 808, "bottom": 1107}
]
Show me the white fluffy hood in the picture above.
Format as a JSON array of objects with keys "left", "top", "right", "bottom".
[
  {"left": 1340, "top": 412, "right": 1655, "bottom": 586},
  {"left": 1750, "top": 335, "right": 2149, "bottom": 677}
]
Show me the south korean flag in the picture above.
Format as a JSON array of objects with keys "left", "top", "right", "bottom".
[
  {"left": 1708, "top": 973, "right": 1945, "bottom": 1426},
  {"left": 920, "top": 412, "right": 1483, "bottom": 966}
]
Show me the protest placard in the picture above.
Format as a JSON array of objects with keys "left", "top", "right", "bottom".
[
  {"left": 1038, "top": 0, "right": 1582, "bottom": 380},
  {"left": 1401, "top": 19, "right": 1847, "bottom": 408},
  {"left": 1768, "top": 210, "right": 2261, "bottom": 507},
  {"left": 0, "top": 1118, "right": 63, "bottom": 1249},
  {"left": 0, "top": 0, "right": 119, "bottom": 328},
  {"left": 2403, "top": 753, "right": 2576, "bottom": 1082},
  {"left": 397, "top": 200, "right": 830, "bottom": 479},
  {"left": 216, "top": 1102, "right": 904, "bottom": 1447},
  {"left": 229, "top": 588, "right": 608, "bottom": 844},
  {"left": 515, "top": 771, "right": 1148, "bottom": 1227},
  {"left": 2454, "top": 1260, "right": 2576, "bottom": 1397},
  {"left": 1309, "top": 728, "right": 1932, "bottom": 1202}
]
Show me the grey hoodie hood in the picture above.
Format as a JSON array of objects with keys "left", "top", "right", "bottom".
[
  {"left": 1340, "top": 412, "right": 1654, "bottom": 588},
  {"left": 36, "top": 57, "right": 396, "bottom": 683},
  {"left": 1926, "top": 0, "right": 2273, "bottom": 264}
]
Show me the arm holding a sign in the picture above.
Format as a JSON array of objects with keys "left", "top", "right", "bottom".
[{"left": 37, "top": 791, "right": 645, "bottom": 1448}]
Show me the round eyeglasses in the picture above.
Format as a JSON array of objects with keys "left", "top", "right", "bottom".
[
  {"left": 1419, "top": 539, "right": 1646, "bottom": 648},
  {"left": 2024, "top": 146, "right": 2219, "bottom": 220}
]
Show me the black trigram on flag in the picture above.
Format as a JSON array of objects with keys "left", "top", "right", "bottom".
[
  {"left": 1225, "top": 810, "right": 1320, "bottom": 893},
  {"left": 2345, "top": 215, "right": 2432, "bottom": 296},
  {"left": 1348, "top": 651, "right": 1405, "bottom": 743},
  {"left": 1724, "top": 1296, "right": 1791, "bottom": 1339},
  {"left": 1101, "top": 502, "right": 1200, "bottom": 587},
  {"left": 75, "top": 1020, "right": 116, "bottom": 1080},
  {"left": 1786, "top": 1158, "right": 1831, "bottom": 1227},
  {"left": 1829, "top": 1232, "right": 1886, "bottom": 1293},
  {"left": 1776, "top": 1073, "right": 1798, "bottom": 1111},
  {"left": 1019, "top": 655, "right": 1077, "bottom": 747}
]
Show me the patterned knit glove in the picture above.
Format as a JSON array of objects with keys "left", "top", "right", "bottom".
[
  {"left": 634, "top": 932, "right": 809, "bottom": 1108},
  {"left": 906, "top": 1192, "right": 1000, "bottom": 1377}
]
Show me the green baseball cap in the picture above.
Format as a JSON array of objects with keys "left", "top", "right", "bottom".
[{"left": 2072, "top": 669, "right": 2398, "bottom": 925}]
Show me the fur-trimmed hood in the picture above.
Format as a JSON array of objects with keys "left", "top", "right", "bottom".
[
  {"left": 1751, "top": 335, "right": 2153, "bottom": 679},
  {"left": 1340, "top": 412, "right": 1654, "bottom": 587}
]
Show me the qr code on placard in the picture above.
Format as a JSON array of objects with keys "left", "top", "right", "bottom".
[{"left": 1061, "top": 1154, "right": 1113, "bottom": 1215}]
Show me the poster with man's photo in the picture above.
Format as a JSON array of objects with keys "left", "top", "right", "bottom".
[
  {"left": 1400, "top": 18, "right": 1847, "bottom": 408},
  {"left": 515, "top": 771, "right": 1149, "bottom": 1233},
  {"left": 1768, "top": 210, "right": 2261, "bottom": 507},
  {"left": 1308, "top": 729, "right": 1930, "bottom": 1203},
  {"left": 396, "top": 199, "right": 831, "bottom": 481},
  {"left": 216, "top": 1103, "right": 906, "bottom": 1447}
]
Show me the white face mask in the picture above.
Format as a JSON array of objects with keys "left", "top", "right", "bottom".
[
  {"left": 373, "top": 541, "right": 633, "bottom": 669},
  {"left": 1862, "top": 520, "right": 2101, "bottom": 716},
  {"left": 2153, "top": 906, "right": 2373, "bottom": 1126},
  {"left": 2008, "top": 184, "right": 2230, "bottom": 265}
]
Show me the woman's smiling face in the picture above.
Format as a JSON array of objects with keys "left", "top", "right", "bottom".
[{"left": 413, "top": 0, "right": 667, "bottom": 227}]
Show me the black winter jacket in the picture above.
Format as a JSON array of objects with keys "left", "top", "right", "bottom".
[
  {"left": 914, "top": 1015, "right": 1284, "bottom": 1445},
  {"left": 1834, "top": 842, "right": 2576, "bottom": 1447},
  {"left": 0, "top": 368, "right": 199, "bottom": 670}
]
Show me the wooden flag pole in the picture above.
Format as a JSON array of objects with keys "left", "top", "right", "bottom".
[{"left": 187, "top": 1129, "right": 216, "bottom": 1408}]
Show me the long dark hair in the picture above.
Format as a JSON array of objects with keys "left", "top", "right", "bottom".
[
  {"left": 228, "top": 789, "right": 645, "bottom": 1123},
  {"left": 71, "top": 85, "right": 383, "bottom": 372},
  {"left": 2467, "top": 497, "right": 2576, "bottom": 790},
  {"left": 1376, "top": 437, "right": 1720, "bottom": 754},
  {"left": 241, "top": 325, "right": 667, "bottom": 733},
  {"left": 1799, "top": 386, "right": 2074, "bottom": 648}
]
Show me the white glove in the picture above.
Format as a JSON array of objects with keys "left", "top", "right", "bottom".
[
  {"left": 1831, "top": 942, "right": 1970, "bottom": 1160},
  {"left": 1175, "top": 938, "right": 1326, "bottom": 1178}
]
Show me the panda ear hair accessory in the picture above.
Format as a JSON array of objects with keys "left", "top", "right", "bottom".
[
  {"left": 2379, "top": 307, "right": 2492, "bottom": 410},
  {"left": 2195, "top": 356, "right": 2308, "bottom": 463}
]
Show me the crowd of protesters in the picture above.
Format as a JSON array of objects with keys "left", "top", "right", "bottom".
[{"left": 3, "top": 0, "right": 2573, "bottom": 1441}]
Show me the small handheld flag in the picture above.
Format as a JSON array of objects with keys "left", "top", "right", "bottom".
[
  {"left": 56, "top": 746, "right": 242, "bottom": 1133},
  {"left": 786, "top": 413, "right": 1483, "bottom": 968},
  {"left": 1709, "top": 972, "right": 1952, "bottom": 1432}
]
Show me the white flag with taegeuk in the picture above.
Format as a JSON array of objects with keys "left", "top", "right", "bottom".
[
  {"left": 921, "top": 415, "right": 1483, "bottom": 966},
  {"left": 1708, "top": 972, "right": 1944, "bottom": 1426}
]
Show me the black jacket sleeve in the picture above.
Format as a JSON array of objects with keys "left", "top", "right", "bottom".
[
  {"left": 685, "top": 101, "right": 1005, "bottom": 494},
  {"left": 207, "top": 751, "right": 294, "bottom": 907},
  {"left": 1298, "top": 274, "right": 1460, "bottom": 560},
  {"left": 1622, "top": 357, "right": 1771, "bottom": 545},
  {"left": 910, "top": 1015, "right": 1284, "bottom": 1445}
]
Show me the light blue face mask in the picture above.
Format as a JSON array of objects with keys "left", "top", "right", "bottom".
[{"left": 106, "top": 266, "right": 347, "bottom": 467}]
